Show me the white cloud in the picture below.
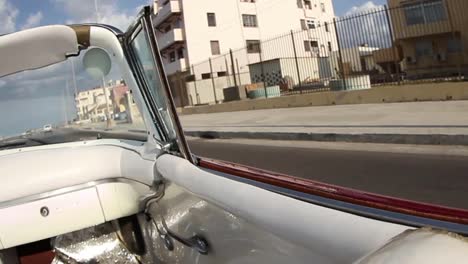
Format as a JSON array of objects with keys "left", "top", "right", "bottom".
[
  {"left": 51, "top": 0, "right": 139, "bottom": 31},
  {"left": 345, "top": 1, "right": 383, "bottom": 16},
  {"left": 0, "top": 0, "right": 19, "bottom": 34},
  {"left": 21, "top": 11, "right": 43, "bottom": 30},
  {"left": 338, "top": 1, "right": 390, "bottom": 49}
]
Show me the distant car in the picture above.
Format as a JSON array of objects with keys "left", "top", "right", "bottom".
[
  {"left": 43, "top": 124, "right": 53, "bottom": 132},
  {"left": 20, "top": 130, "right": 32, "bottom": 137}
]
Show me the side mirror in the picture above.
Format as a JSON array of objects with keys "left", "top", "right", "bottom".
[{"left": 82, "top": 47, "right": 112, "bottom": 80}]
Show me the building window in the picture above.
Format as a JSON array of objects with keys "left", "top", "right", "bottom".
[
  {"left": 240, "top": 0, "right": 256, "bottom": 2},
  {"left": 297, "top": 0, "right": 303, "bottom": 8},
  {"left": 305, "top": 41, "right": 319, "bottom": 53},
  {"left": 207, "top": 13, "right": 217, "bottom": 27},
  {"left": 404, "top": 0, "right": 446, "bottom": 26},
  {"left": 177, "top": 47, "right": 184, "bottom": 59},
  {"left": 324, "top": 22, "right": 329, "bottom": 32},
  {"left": 307, "top": 19, "right": 319, "bottom": 29},
  {"left": 201, "top": 73, "right": 212, "bottom": 79},
  {"left": 447, "top": 37, "right": 462, "bottom": 53},
  {"left": 174, "top": 18, "right": 183, "bottom": 28},
  {"left": 246, "top": 40, "right": 261, "bottom": 53},
  {"left": 300, "top": 19, "right": 307, "bottom": 30},
  {"left": 415, "top": 40, "right": 433, "bottom": 57},
  {"left": 210, "top": 40, "right": 221, "bottom": 55},
  {"left": 304, "top": 40, "right": 310, "bottom": 52},
  {"left": 169, "top": 51, "right": 176, "bottom": 62},
  {"left": 242, "top": 14, "right": 258, "bottom": 27},
  {"left": 218, "top": 71, "right": 227, "bottom": 76},
  {"left": 304, "top": 0, "right": 312, "bottom": 9},
  {"left": 311, "top": 41, "right": 319, "bottom": 51},
  {"left": 320, "top": 3, "right": 326, "bottom": 12},
  {"left": 328, "top": 41, "right": 332, "bottom": 52}
]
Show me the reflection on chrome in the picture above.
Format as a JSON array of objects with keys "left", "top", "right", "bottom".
[{"left": 52, "top": 223, "right": 140, "bottom": 264}]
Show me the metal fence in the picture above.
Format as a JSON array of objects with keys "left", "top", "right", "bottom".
[{"left": 172, "top": 0, "right": 468, "bottom": 107}]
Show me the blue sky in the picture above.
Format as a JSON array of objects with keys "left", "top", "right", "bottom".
[
  {"left": 334, "top": 0, "right": 386, "bottom": 16},
  {"left": 1, "top": 0, "right": 387, "bottom": 34}
]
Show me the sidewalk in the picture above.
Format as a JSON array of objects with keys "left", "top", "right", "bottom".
[{"left": 180, "top": 101, "right": 468, "bottom": 145}]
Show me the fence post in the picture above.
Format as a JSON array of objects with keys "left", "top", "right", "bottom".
[
  {"left": 209, "top": 58, "right": 218, "bottom": 104},
  {"left": 291, "top": 30, "right": 302, "bottom": 92},
  {"left": 224, "top": 56, "right": 231, "bottom": 86},
  {"left": 192, "top": 64, "right": 200, "bottom": 105},
  {"left": 259, "top": 42, "right": 268, "bottom": 98},
  {"left": 445, "top": 0, "right": 462, "bottom": 79},
  {"left": 333, "top": 18, "right": 347, "bottom": 90},
  {"left": 384, "top": 5, "right": 401, "bottom": 85},
  {"left": 236, "top": 59, "right": 242, "bottom": 86},
  {"left": 230, "top": 49, "right": 239, "bottom": 89},
  {"left": 176, "top": 70, "right": 184, "bottom": 107}
]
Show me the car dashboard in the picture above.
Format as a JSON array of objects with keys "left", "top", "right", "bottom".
[{"left": 0, "top": 140, "right": 156, "bottom": 249}]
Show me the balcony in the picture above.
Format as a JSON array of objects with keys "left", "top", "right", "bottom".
[
  {"left": 158, "top": 28, "right": 184, "bottom": 50},
  {"left": 153, "top": 0, "right": 182, "bottom": 27},
  {"left": 164, "top": 58, "right": 188, "bottom": 75}
]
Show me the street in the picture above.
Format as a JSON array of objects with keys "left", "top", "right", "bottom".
[{"left": 188, "top": 138, "right": 468, "bottom": 209}]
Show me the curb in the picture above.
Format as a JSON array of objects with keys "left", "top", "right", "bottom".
[{"left": 184, "top": 131, "right": 468, "bottom": 146}]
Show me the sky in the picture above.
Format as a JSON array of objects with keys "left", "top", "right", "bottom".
[{"left": 0, "top": 0, "right": 388, "bottom": 35}]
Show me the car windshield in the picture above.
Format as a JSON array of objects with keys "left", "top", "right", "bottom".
[{"left": 0, "top": 47, "right": 147, "bottom": 148}]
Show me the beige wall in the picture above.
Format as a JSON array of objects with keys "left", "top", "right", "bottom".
[{"left": 186, "top": 73, "right": 252, "bottom": 105}]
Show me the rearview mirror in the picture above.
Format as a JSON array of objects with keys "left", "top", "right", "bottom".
[{"left": 83, "top": 47, "right": 111, "bottom": 80}]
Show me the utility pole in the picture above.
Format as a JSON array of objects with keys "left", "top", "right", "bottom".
[
  {"left": 63, "top": 80, "right": 69, "bottom": 126},
  {"left": 94, "top": 0, "right": 101, "bottom": 22},
  {"left": 70, "top": 59, "right": 78, "bottom": 96},
  {"left": 70, "top": 59, "right": 79, "bottom": 120},
  {"left": 102, "top": 78, "right": 114, "bottom": 128}
]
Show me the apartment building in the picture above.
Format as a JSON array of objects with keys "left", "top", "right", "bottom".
[
  {"left": 153, "top": 0, "right": 337, "bottom": 105},
  {"left": 76, "top": 80, "right": 127, "bottom": 122},
  {"left": 387, "top": 0, "right": 468, "bottom": 78}
]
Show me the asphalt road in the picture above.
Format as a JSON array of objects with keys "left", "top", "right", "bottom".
[{"left": 188, "top": 138, "right": 468, "bottom": 209}]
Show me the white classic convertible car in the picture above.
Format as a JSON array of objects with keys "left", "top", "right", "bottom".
[{"left": 0, "top": 6, "right": 467, "bottom": 264}]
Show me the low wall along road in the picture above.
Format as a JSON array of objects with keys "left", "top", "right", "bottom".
[{"left": 180, "top": 81, "right": 468, "bottom": 115}]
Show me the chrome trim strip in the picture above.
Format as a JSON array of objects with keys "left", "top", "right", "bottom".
[{"left": 0, "top": 178, "right": 151, "bottom": 209}]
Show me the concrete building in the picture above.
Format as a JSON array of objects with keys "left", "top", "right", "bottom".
[
  {"left": 153, "top": 0, "right": 338, "bottom": 105},
  {"left": 330, "top": 45, "right": 385, "bottom": 78},
  {"left": 387, "top": 0, "right": 468, "bottom": 78},
  {"left": 76, "top": 80, "right": 126, "bottom": 122}
]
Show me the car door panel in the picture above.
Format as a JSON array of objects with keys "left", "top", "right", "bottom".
[
  {"left": 148, "top": 154, "right": 410, "bottom": 263},
  {"left": 141, "top": 182, "right": 324, "bottom": 264}
]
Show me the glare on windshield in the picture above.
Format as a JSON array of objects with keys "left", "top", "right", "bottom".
[{"left": 0, "top": 48, "right": 147, "bottom": 143}]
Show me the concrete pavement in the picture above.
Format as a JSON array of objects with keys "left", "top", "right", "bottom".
[{"left": 181, "top": 101, "right": 468, "bottom": 145}]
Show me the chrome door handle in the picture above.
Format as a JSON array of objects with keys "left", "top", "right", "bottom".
[{"left": 148, "top": 214, "right": 210, "bottom": 255}]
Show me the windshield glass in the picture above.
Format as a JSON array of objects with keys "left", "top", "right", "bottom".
[{"left": 0, "top": 47, "right": 147, "bottom": 148}]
